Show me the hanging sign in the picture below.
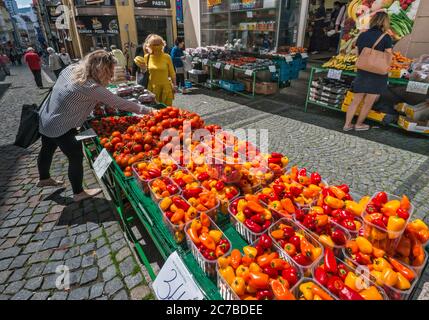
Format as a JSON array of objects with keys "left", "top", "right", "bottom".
[{"left": 134, "top": 0, "right": 171, "bottom": 8}]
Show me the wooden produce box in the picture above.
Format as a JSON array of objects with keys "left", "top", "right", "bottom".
[{"left": 255, "top": 82, "right": 279, "bottom": 95}]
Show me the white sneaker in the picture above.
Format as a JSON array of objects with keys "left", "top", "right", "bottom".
[
  {"left": 37, "top": 178, "right": 64, "bottom": 187},
  {"left": 73, "top": 188, "right": 102, "bottom": 203}
]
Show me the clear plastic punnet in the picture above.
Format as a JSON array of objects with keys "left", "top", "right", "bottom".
[
  {"left": 148, "top": 177, "right": 181, "bottom": 203},
  {"left": 362, "top": 192, "right": 414, "bottom": 255},
  {"left": 290, "top": 277, "right": 337, "bottom": 300}
]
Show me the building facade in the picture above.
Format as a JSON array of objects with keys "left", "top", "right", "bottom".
[
  {"left": 0, "top": 0, "right": 15, "bottom": 46},
  {"left": 4, "top": 0, "right": 18, "bottom": 16}
]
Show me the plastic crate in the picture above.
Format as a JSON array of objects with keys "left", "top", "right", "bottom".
[
  {"left": 290, "top": 277, "right": 337, "bottom": 300},
  {"left": 219, "top": 80, "right": 245, "bottom": 92},
  {"left": 185, "top": 215, "right": 232, "bottom": 277}
]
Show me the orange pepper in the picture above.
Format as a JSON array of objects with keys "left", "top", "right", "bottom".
[
  {"left": 324, "top": 196, "right": 344, "bottom": 209},
  {"left": 290, "top": 166, "right": 298, "bottom": 181},
  {"left": 346, "top": 240, "right": 359, "bottom": 254},
  {"left": 170, "top": 209, "right": 185, "bottom": 224},
  {"left": 271, "top": 229, "right": 284, "bottom": 240},
  {"left": 315, "top": 214, "right": 329, "bottom": 227},
  {"left": 248, "top": 272, "right": 270, "bottom": 289},
  {"left": 271, "top": 279, "right": 296, "bottom": 300},
  {"left": 280, "top": 198, "right": 295, "bottom": 214},
  {"left": 311, "top": 284, "right": 334, "bottom": 300},
  {"left": 300, "top": 236, "right": 315, "bottom": 259},
  {"left": 244, "top": 194, "right": 259, "bottom": 202},
  {"left": 200, "top": 212, "right": 210, "bottom": 227},
  {"left": 400, "top": 195, "right": 411, "bottom": 211},
  {"left": 329, "top": 186, "right": 346, "bottom": 200},
  {"left": 316, "top": 193, "right": 324, "bottom": 207},
  {"left": 270, "top": 258, "right": 288, "bottom": 270},
  {"left": 199, "top": 232, "right": 216, "bottom": 250},
  {"left": 396, "top": 236, "right": 411, "bottom": 258},
  {"left": 417, "top": 229, "right": 429, "bottom": 244},
  {"left": 187, "top": 227, "right": 200, "bottom": 245},
  {"left": 372, "top": 246, "right": 386, "bottom": 258},
  {"left": 247, "top": 201, "right": 265, "bottom": 213},
  {"left": 256, "top": 252, "right": 278, "bottom": 268},
  {"left": 412, "top": 253, "right": 425, "bottom": 267},
  {"left": 387, "top": 257, "right": 415, "bottom": 281},
  {"left": 241, "top": 254, "right": 254, "bottom": 267},
  {"left": 230, "top": 249, "right": 242, "bottom": 269}
]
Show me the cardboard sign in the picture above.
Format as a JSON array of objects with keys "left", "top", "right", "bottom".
[
  {"left": 245, "top": 69, "right": 253, "bottom": 76},
  {"left": 153, "top": 251, "right": 204, "bottom": 300},
  {"left": 327, "top": 69, "right": 342, "bottom": 80},
  {"left": 406, "top": 81, "right": 429, "bottom": 95},
  {"left": 93, "top": 148, "right": 113, "bottom": 179},
  {"left": 75, "top": 128, "right": 97, "bottom": 141}
]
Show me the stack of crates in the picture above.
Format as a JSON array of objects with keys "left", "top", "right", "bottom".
[
  {"left": 273, "top": 59, "right": 292, "bottom": 82},
  {"left": 290, "top": 57, "right": 302, "bottom": 80}
]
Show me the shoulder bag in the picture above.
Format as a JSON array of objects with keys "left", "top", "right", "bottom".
[
  {"left": 138, "top": 54, "right": 150, "bottom": 88},
  {"left": 355, "top": 32, "right": 393, "bottom": 75}
]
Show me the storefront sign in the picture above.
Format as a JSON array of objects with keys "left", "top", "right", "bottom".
[
  {"left": 327, "top": 68, "right": 342, "bottom": 80},
  {"left": 134, "top": 0, "right": 171, "bottom": 8},
  {"left": 153, "top": 251, "right": 204, "bottom": 300},
  {"left": 76, "top": 16, "right": 119, "bottom": 35},
  {"left": 406, "top": 81, "right": 429, "bottom": 95},
  {"left": 93, "top": 148, "right": 113, "bottom": 179}
]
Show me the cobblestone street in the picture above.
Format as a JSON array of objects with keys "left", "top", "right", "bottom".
[{"left": 0, "top": 66, "right": 154, "bottom": 300}]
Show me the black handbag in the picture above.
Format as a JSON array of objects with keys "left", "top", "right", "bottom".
[
  {"left": 14, "top": 89, "right": 52, "bottom": 148},
  {"left": 138, "top": 54, "right": 150, "bottom": 88}
]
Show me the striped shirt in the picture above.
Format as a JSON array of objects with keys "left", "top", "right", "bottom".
[{"left": 39, "top": 65, "right": 150, "bottom": 138}]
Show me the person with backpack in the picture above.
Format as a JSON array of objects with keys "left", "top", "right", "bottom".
[{"left": 47, "top": 47, "right": 64, "bottom": 79}]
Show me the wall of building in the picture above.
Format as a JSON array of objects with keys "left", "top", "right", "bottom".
[{"left": 183, "top": 0, "right": 199, "bottom": 48}]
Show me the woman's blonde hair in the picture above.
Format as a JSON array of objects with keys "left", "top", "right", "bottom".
[
  {"left": 72, "top": 50, "right": 117, "bottom": 86},
  {"left": 143, "top": 34, "right": 166, "bottom": 55},
  {"left": 370, "top": 11, "right": 390, "bottom": 32}
]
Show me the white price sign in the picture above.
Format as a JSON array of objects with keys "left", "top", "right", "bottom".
[
  {"left": 247, "top": 11, "right": 253, "bottom": 18},
  {"left": 269, "top": 65, "right": 277, "bottom": 73},
  {"left": 327, "top": 68, "right": 342, "bottom": 80},
  {"left": 93, "top": 148, "right": 113, "bottom": 179},
  {"left": 301, "top": 52, "right": 308, "bottom": 59},
  {"left": 214, "top": 62, "right": 222, "bottom": 69},
  {"left": 202, "top": 59, "right": 208, "bottom": 65},
  {"left": 245, "top": 69, "right": 254, "bottom": 76},
  {"left": 285, "top": 55, "right": 293, "bottom": 63},
  {"left": 153, "top": 251, "right": 204, "bottom": 300},
  {"left": 75, "top": 128, "right": 97, "bottom": 141},
  {"left": 224, "top": 64, "right": 232, "bottom": 71},
  {"left": 406, "top": 81, "right": 429, "bottom": 95}
]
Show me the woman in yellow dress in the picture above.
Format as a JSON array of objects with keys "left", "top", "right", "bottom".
[{"left": 135, "top": 34, "right": 177, "bottom": 106}]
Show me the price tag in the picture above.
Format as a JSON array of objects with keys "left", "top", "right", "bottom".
[
  {"left": 214, "top": 62, "right": 221, "bottom": 69},
  {"left": 301, "top": 52, "right": 308, "bottom": 59},
  {"left": 224, "top": 64, "right": 232, "bottom": 70},
  {"left": 327, "top": 68, "right": 342, "bottom": 80},
  {"left": 93, "top": 148, "right": 113, "bottom": 179},
  {"left": 153, "top": 251, "right": 204, "bottom": 300},
  {"left": 285, "top": 55, "right": 293, "bottom": 63},
  {"left": 75, "top": 128, "right": 97, "bottom": 141},
  {"left": 245, "top": 69, "right": 253, "bottom": 76},
  {"left": 269, "top": 65, "right": 277, "bottom": 73},
  {"left": 202, "top": 59, "right": 208, "bottom": 65},
  {"left": 406, "top": 81, "right": 429, "bottom": 95},
  {"left": 247, "top": 11, "right": 253, "bottom": 18}
]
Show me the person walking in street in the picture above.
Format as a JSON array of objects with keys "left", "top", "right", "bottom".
[
  {"left": 0, "top": 50, "right": 10, "bottom": 76},
  {"left": 47, "top": 47, "right": 64, "bottom": 79},
  {"left": 110, "top": 45, "right": 126, "bottom": 69},
  {"left": 37, "top": 50, "right": 152, "bottom": 202},
  {"left": 343, "top": 12, "right": 392, "bottom": 132},
  {"left": 24, "top": 47, "right": 44, "bottom": 89},
  {"left": 170, "top": 37, "right": 187, "bottom": 93},
  {"left": 309, "top": 0, "right": 327, "bottom": 54},
  {"left": 135, "top": 34, "right": 176, "bottom": 105},
  {"left": 59, "top": 47, "right": 72, "bottom": 66}
]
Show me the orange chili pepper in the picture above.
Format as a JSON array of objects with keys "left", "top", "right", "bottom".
[
  {"left": 247, "top": 201, "right": 265, "bottom": 213},
  {"left": 256, "top": 252, "right": 278, "bottom": 268},
  {"left": 300, "top": 236, "right": 315, "bottom": 259},
  {"left": 199, "top": 232, "right": 216, "bottom": 251},
  {"left": 271, "top": 229, "right": 284, "bottom": 240},
  {"left": 230, "top": 249, "right": 242, "bottom": 269},
  {"left": 387, "top": 257, "right": 415, "bottom": 281},
  {"left": 200, "top": 212, "right": 210, "bottom": 227},
  {"left": 187, "top": 227, "right": 200, "bottom": 245},
  {"left": 170, "top": 209, "right": 185, "bottom": 224},
  {"left": 271, "top": 279, "right": 296, "bottom": 300},
  {"left": 329, "top": 186, "right": 346, "bottom": 200},
  {"left": 400, "top": 195, "right": 411, "bottom": 211},
  {"left": 311, "top": 284, "right": 334, "bottom": 300},
  {"left": 280, "top": 198, "right": 295, "bottom": 214}
]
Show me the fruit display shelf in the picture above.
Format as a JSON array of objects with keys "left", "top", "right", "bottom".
[{"left": 304, "top": 66, "right": 429, "bottom": 136}]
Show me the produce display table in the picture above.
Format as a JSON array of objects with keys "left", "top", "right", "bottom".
[{"left": 304, "top": 67, "right": 429, "bottom": 136}]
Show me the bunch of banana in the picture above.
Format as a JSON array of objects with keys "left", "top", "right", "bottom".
[
  {"left": 347, "top": 0, "right": 362, "bottom": 22},
  {"left": 323, "top": 54, "right": 358, "bottom": 71}
]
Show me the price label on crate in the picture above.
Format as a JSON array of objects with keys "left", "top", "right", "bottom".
[
  {"left": 269, "top": 65, "right": 277, "bottom": 73},
  {"left": 214, "top": 62, "right": 222, "bottom": 69},
  {"left": 202, "top": 59, "right": 208, "bottom": 65},
  {"left": 301, "top": 52, "right": 308, "bottom": 59},
  {"left": 93, "top": 148, "right": 112, "bottom": 179},
  {"left": 247, "top": 11, "right": 253, "bottom": 18},
  {"left": 327, "top": 68, "right": 342, "bottom": 80},
  {"left": 224, "top": 64, "right": 232, "bottom": 71},
  {"left": 406, "top": 81, "right": 429, "bottom": 95},
  {"left": 153, "top": 251, "right": 204, "bottom": 300},
  {"left": 75, "top": 128, "right": 97, "bottom": 141},
  {"left": 245, "top": 69, "right": 254, "bottom": 76},
  {"left": 285, "top": 55, "right": 293, "bottom": 62}
]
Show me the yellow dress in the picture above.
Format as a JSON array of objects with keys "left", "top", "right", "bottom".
[{"left": 144, "top": 53, "right": 176, "bottom": 106}]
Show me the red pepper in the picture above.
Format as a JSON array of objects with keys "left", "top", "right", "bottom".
[
  {"left": 397, "top": 208, "right": 410, "bottom": 220},
  {"left": 230, "top": 206, "right": 237, "bottom": 215},
  {"left": 277, "top": 239, "right": 287, "bottom": 249},
  {"left": 355, "top": 252, "right": 371, "bottom": 265},
  {"left": 281, "top": 267, "right": 299, "bottom": 287},
  {"left": 166, "top": 184, "right": 179, "bottom": 195},
  {"left": 322, "top": 187, "right": 335, "bottom": 198},
  {"left": 331, "top": 209, "right": 343, "bottom": 218},
  {"left": 338, "top": 184, "right": 349, "bottom": 194},
  {"left": 244, "top": 219, "right": 263, "bottom": 233},
  {"left": 303, "top": 215, "right": 316, "bottom": 230},
  {"left": 338, "top": 210, "right": 354, "bottom": 220},
  {"left": 258, "top": 194, "right": 270, "bottom": 204},
  {"left": 172, "top": 197, "right": 190, "bottom": 211},
  {"left": 165, "top": 211, "right": 174, "bottom": 219},
  {"left": 343, "top": 193, "right": 352, "bottom": 201},
  {"left": 294, "top": 209, "right": 305, "bottom": 222},
  {"left": 282, "top": 226, "right": 295, "bottom": 239},
  {"left": 324, "top": 248, "right": 337, "bottom": 273},
  {"left": 218, "top": 239, "right": 230, "bottom": 253},
  {"left": 314, "top": 266, "right": 328, "bottom": 286},
  {"left": 261, "top": 220, "right": 271, "bottom": 230},
  {"left": 372, "top": 217, "right": 386, "bottom": 229},
  {"left": 298, "top": 168, "right": 307, "bottom": 177},
  {"left": 197, "top": 172, "right": 210, "bottom": 181},
  {"left": 259, "top": 234, "right": 272, "bottom": 249},
  {"left": 288, "top": 235, "right": 301, "bottom": 249},
  {"left": 337, "top": 263, "right": 348, "bottom": 281},
  {"left": 268, "top": 157, "right": 281, "bottom": 165},
  {"left": 338, "top": 285, "right": 364, "bottom": 300},
  {"left": 262, "top": 266, "right": 278, "bottom": 278},
  {"left": 293, "top": 253, "right": 311, "bottom": 266},
  {"left": 148, "top": 168, "right": 161, "bottom": 179},
  {"left": 331, "top": 229, "right": 347, "bottom": 245},
  {"left": 381, "top": 215, "right": 389, "bottom": 227},
  {"left": 365, "top": 203, "right": 379, "bottom": 214},
  {"left": 322, "top": 204, "right": 332, "bottom": 215},
  {"left": 290, "top": 186, "right": 302, "bottom": 197},
  {"left": 373, "top": 192, "right": 388, "bottom": 205},
  {"left": 256, "top": 289, "right": 274, "bottom": 300},
  {"left": 270, "top": 152, "right": 283, "bottom": 158},
  {"left": 174, "top": 178, "right": 186, "bottom": 188},
  {"left": 215, "top": 180, "right": 225, "bottom": 191},
  {"left": 243, "top": 207, "right": 253, "bottom": 218},
  {"left": 326, "top": 276, "right": 344, "bottom": 296},
  {"left": 273, "top": 184, "right": 285, "bottom": 195},
  {"left": 250, "top": 213, "right": 265, "bottom": 225},
  {"left": 255, "top": 243, "right": 265, "bottom": 256},
  {"left": 310, "top": 172, "right": 321, "bottom": 185},
  {"left": 340, "top": 218, "right": 356, "bottom": 231}
]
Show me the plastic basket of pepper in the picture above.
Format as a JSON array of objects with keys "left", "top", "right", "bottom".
[
  {"left": 269, "top": 218, "right": 324, "bottom": 277},
  {"left": 312, "top": 250, "right": 389, "bottom": 300},
  {"left": 290, "top": 277, "right": 336, "bottom": 300},
  {"left": 185, "top": 213, "right": 231, "bottom": 277},
  {"left": 342, "top": 237, "right": 418, "bottom": 300},
  {"left": 148, "top": 177, "right": 181, "bottom": 203},
  {"left": 362, "top": 192, "right": 414, "bottom": 255},
  {"left": 228, "top": 196, "right": 273, "bottom": 244},
  {"left": 185, "top": 190, "right": 220, "bottom": 222}
]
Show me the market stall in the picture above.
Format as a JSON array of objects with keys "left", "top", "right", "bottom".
[{"left": 80, "top": 100, "right": 428, "bottom": 300}]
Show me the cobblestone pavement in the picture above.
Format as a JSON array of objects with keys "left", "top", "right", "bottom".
[
  {"left": 0, "top": 66, "right": 154, "bottom": 300},
  {"left": 173, "top": 86, "right": 429, "bottom": 299}
]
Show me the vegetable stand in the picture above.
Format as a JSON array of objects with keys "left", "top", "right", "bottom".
[{"left": 304, "top": 66, "right": 429, "bottom": 136}]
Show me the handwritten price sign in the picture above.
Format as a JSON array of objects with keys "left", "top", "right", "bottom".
[
  {"left": 153, "top": 251, "right": 204, "bottom": 300},
  {"left": 93, "top": 148, "right": 113, "bottom": 179}
]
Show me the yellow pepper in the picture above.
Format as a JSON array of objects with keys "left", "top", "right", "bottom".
[
  {"left": 310, "top": 206, "right": 324, "bottom": 215},
  {"left": 218, "top": 256, "right": 230, "bottom": 269},
  {"left": 219, "top": 266, "right": 235, "bottom": 285},
  {"left": 261, "top": 188, "right": 273, "bottom": 195},
  {"left": 311, "top": 247, "right": 323, "bottom": 260},
  {"left": 324, "top": 196, "right": 344, "bottom": 209},
  {"left": 395, "top": 273, "right": 411, "bottom": 290},
  {"left": 345, "top": 200, "right": 363, "bottom": 216},
  {"left": 373, "top": 258, "right": 391, "bottom": 272},
  {"left": 359, "top": 286, "right": 383, "bottom": 300},
  {"left": 381, "top": 200, "right": 401, "bottom": 216},
  {"left": 249, "top": 262, "right": 261, "bottom": 273},
  {"left": 319, "top": 235, "right": 334, "bottom": 248},
  {"left": 243, "top": 246, "right": 258, "bottom": 258},
  {"left": 299, "top": 282, "right": 314, "bottom": 300},
  {"left": 236, "top": 211, "right": 246, "bottom": 223},
  {"left": 344, "top": 272, "right": 359, "bottom": 291},
  {"left": 237, "top": 199, "right": 247, "bottom": 212},
  {"left": 371, "top": 227, "right": 387, "bottom": 240},
  {"left": 208, "top": 230, "right": 223, "bottom": 244},
  {"left": 370, "top": 270, "right": 384, "bottom": 286},
  {"left": 407, "top": 219, "right": 428, "bottom": 232},
  {"left": 263, "top": 208, "right": 272, "bottom": 220},
  {"left": 231, "top": 276, "right": 246, "bottom": 296},
  {"left": 160, "top": 197, "right": 172, "bottom": 211},
  {"left": 356, "top": 236, "right": 373, "bottom": 254},
  {"left": 381, "top": 268, "right": 398, "bottom": 287},
  {"left": 236, "top": 265, "right": 249, "bottom": 279},
  {"left": 359, "top": 196, "right": 371, "bottom": 208},
  {"left": 387, "top": 216, "right": 406, "bottom": 239},
  {"left": 270, "top": 201, "right": 282, "bottom": 212}
]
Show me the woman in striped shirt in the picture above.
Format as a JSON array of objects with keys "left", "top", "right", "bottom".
[{"left": 38, "top": 50, "right": 151, "bottom": 202}]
